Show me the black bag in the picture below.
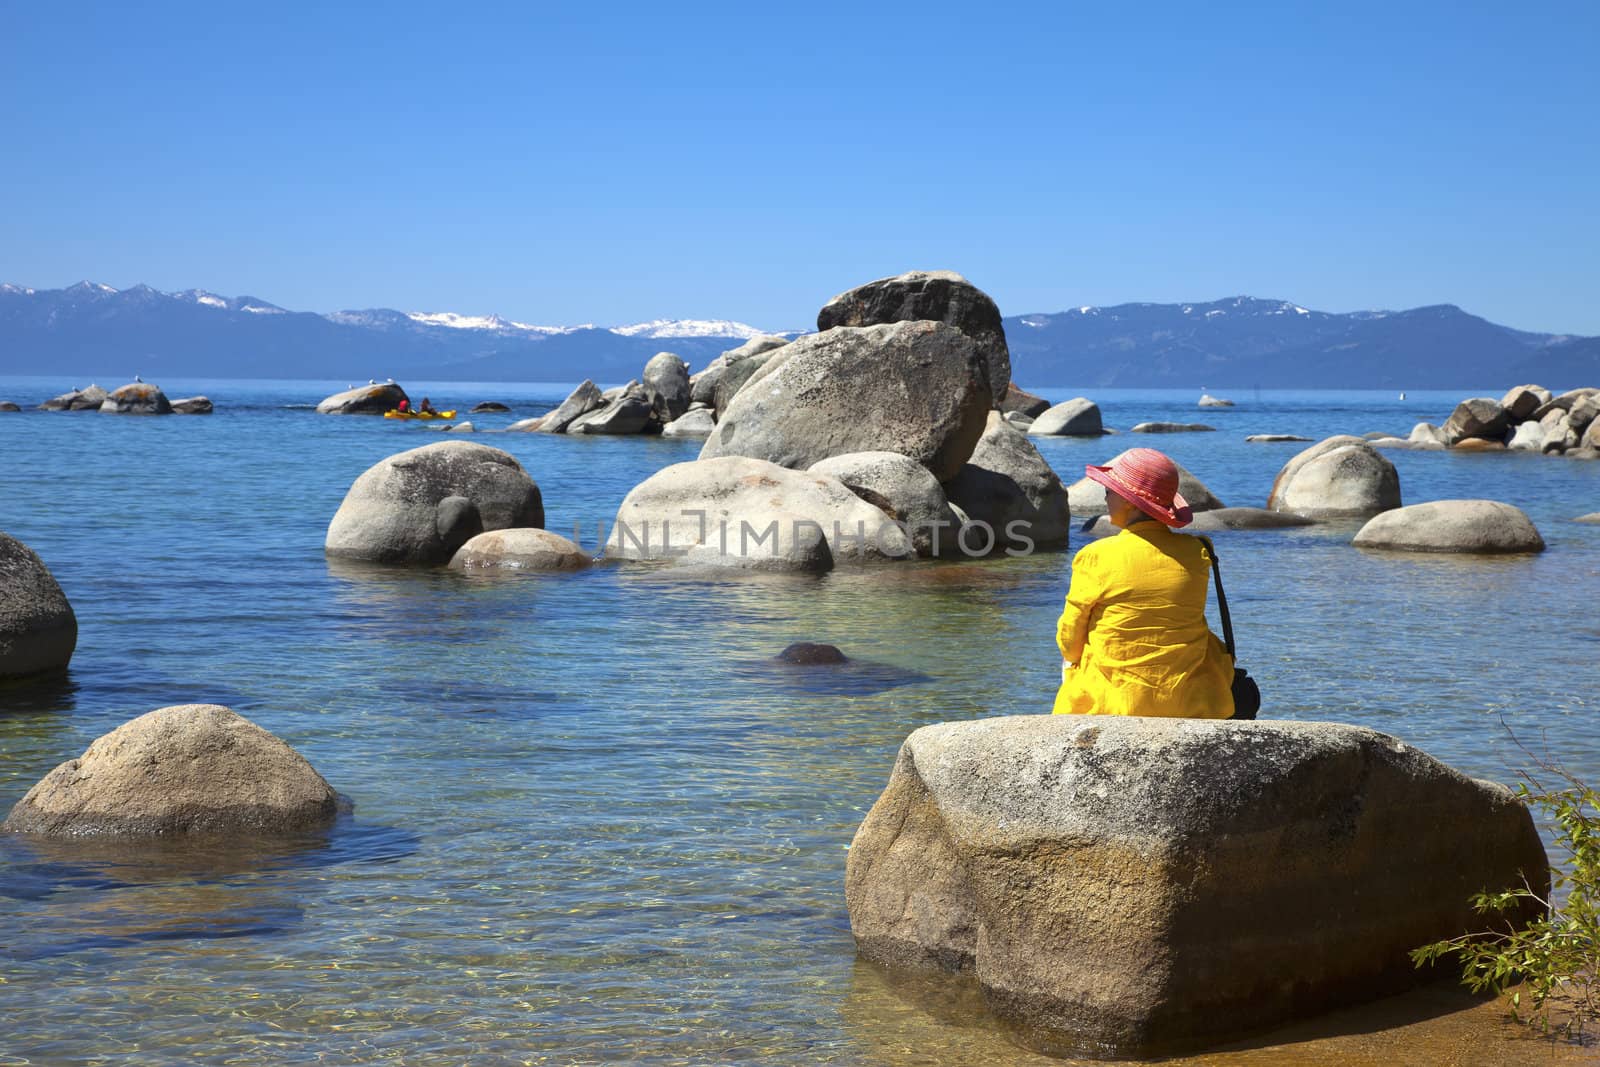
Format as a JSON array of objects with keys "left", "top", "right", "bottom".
[{"left": 1196, "top": 536, "right": 1260, "bottom": 721}]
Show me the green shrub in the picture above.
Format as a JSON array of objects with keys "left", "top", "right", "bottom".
[{"left": 1412, "top": 764, "right": 1599, "bottom": 1036}]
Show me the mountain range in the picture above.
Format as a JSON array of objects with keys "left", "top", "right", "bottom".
[{"left": 1, "top": 282, "right": 1595, "bottom": 389}]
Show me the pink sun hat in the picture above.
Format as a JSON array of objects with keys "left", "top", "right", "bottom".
[{"left": 1084, "top": 448, "right": 1194, "bottom": 528}]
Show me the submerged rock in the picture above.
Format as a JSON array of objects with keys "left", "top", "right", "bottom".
[
  {"left": 1245, "top": 434, "right": 1313, "bottom": 443},
  {"left": 3, "top": 704, "right": 338, "bottom": 836},
  {"left": 1353, "top": 500, "right": 1545, "bottom": 554},
  {"left": 699, "top": 321, "right": 992, "bottom": 482},
  {"left": 0, "top": 532, "right": 77, "bottom": 678},
  {"left": 448, "top": 528, "right": 590, "bottom": 571},
  {"left": 1198, "top": 394, "right": 1234, "bottom": 407},
  {"left": 775, "top": 642, "right": 848, "bottom": 665},
  {"left": 817, "top": 269, "right": 1011, "bottom": 401},
  {"left": 325, "top": 441, "right": 544, "bottom": 565},
  {"left": 845, "top": 715, "right": 1546, "bottom": 1059},
  {"left": 470, "top": 401, "right": 511, "bottom": 413},
  {"left": 0, "top": 401, "right": 19, "bottom": 412},
  {"left": 1267, "top": 436, "right": 1400, "bottom": 518},
  {"left": 1131, "top": 422, "right": 1216, "bottom": 433}
]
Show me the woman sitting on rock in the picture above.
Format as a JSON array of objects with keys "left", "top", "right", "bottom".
[{"left": 1054, "top": 448, "right": 1235, "bottom": 718}]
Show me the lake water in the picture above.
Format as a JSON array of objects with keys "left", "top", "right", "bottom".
[{"left": 2, "top": 377, "right": 1598, "bottom": 1065}]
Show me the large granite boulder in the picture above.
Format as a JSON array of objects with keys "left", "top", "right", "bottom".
[
  {"left": 713, "top": 346, "right": 789, "bottom": 416},
  {"left": 1499, "top": 384, "right": 1552, "bottom": 423},
  {"left": 1028, "top": 397, "right": 1103, "bottom": 437},
  {"left": 325, "top": 441, "right": 544, "bottom": 564},
  {"left": 1585, "top": 417, "right": 1600, "bottom": 451},
  {"left": 0, "top": 532, "right": 77, "bottom": 678},
  {"left": 317, "top": 383, "right": 407, "bottom": 415},
  {"left": 570, "top": 381, "right": 654, "bottom": 434},
  {"left": 943, "top": 413, "right": 1072, "bottom": 552},
  {"left": 662, "top": 408, "right": 717, "bottom": 437},
  {"left": 1571, "top": 394, "right": 1600, "bottom": 439},
  {"left": 699, "top": 321, "right": 991, "bottom": 482},
  {"left": 642, "top": 352, "right": 691, "bottom": 422},
  {"left": 809, "top": 451, "right": 962, "bottom": 559},
  {"left": 101, "top": 381, "right": 171, "bottom": 414},
  {"left": 845, "top": 715, "right": 1546, "bottom": 1059},
  {"left": 998, "top": 382, "right": 1050, "bottom": 418},
  {"left": 1353, "top": 500, "right": 1544, "bottom": 554},
  {"left": 448, "top": 528, "right": 590, "bottom": 571},
  {"left": 170, "top": 396, "right": 213, "bottom": 414},
  {"left": 1440, "top": 398, "right": 1509, "bottom": 445},
  {"left": 39, "top": 384, "right": 108, "bottom": 411},
  {"left": 690, "top": 336, "right": 791, "bottom": 408},
  {"left": 1067, "top": 450, "right": 1223, "bottom": 517},
  {"left": 3, "top": 704, "right": 338, "bottom": 836},
  {"left": 817, "top": 270, "right": 1010, "bottom": 400},
  {"left": 605, "top": 456, "right": 912, "bottom": 569},
  {"left": 535, "top": 379, "right": 604, "bottom": 433},
  {"left": 1267, "top": 436, "right": 1400, "bottom": 518}
]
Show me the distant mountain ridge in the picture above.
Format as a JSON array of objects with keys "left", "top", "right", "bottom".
[{"left": 0, "top": 282, "right": 1594, "bottom": 388}]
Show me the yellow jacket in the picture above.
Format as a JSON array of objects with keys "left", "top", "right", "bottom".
[{"left": 1053, "top": 522, "right": 1235, "bottom": 718}]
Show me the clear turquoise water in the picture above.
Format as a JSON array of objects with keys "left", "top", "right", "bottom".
[{"left": 2, "top": 377, "right": 1597, "bottom": 1065}]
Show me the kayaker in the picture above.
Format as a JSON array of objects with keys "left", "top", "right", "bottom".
[
  {"left": 419, "top": 397, "right": 436, "bottom": 414},
  {"left": 1052, "top": 448, "right": 1235, "bottom": 719},
  {"left": 397, "top": 398, "right": 410, "bottom": 412}
]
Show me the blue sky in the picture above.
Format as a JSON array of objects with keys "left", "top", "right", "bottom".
[{"left": 3, "top": 2, "right": 1596, "bottom": 333}]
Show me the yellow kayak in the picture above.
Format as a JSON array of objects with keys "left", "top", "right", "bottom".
[{"left": 384, "top": 409, "right": 457, "bottom": 420}]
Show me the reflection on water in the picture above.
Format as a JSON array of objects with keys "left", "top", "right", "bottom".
[{"left": 0, "top": 382, "right": 1597, "bottom": 1063}]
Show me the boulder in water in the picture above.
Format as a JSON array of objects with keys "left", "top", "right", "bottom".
[
  {"left": 0, "top": 401, "right": 19, "bottom": 412},
  {"left": 101, "top": 381, "right": 171, "bottom": 414},
  {"left": 810, "top": 451, "right": 962, "bottom": 559},
  {"left": 1131, "top": 422, "right": 1215, "bottom": 433},
  {"left": 943, "top": 413, "right": 1072, "bottom": 552},
  {"left": 170, "top": 396, "right": 213, "bottom": 414},
  {"left": 816, "top": 269, "right": 1011, "bottom": 400},
  {"left": 1198, "top": 394, "right": 1234, "bottom": 407},
  {"left": 38, "top": 384, "right": 109, "bottom": 411},
  {"left": 0, "top": 532, "right": 77, "bottom": 678},
  {"left": 470, "top": 401, "right": 511, "bottom": 413},
  {"left": 317, "top": 383, "right": 407, "bottom": 415},
  {"left": 997, "top": 382, "right": 1049, "bottom": 418},
  {"left": 1267, "top": 436, "right": 1400, "bottom": 518},
  {"left": 1245, "top": 434, "right": 1313, "bottom": 443},
  {"left": 642, "top": 352, "right": 691, "bottom": 422},
  {"left": 1027, "top": 397, "right": 1103, "bottom": 436},
  {"left": 845, "top": 715, "right": 1546, "bottom": 1058},
  {"left": 448, "top": 528, "right": 590, "bottom": 570},
  {"left": 1499, "top": 384, "right": 1551, "bottom": 422},
  {"left": 1353, "top": 499, "right": 1545, "bottom": 554},
  {"left": 3, "top": 704, "right": 338, "bottom": 836},
  {"left": 1441, "top": 397, "right": 1509, "bottom": 445},
  {"left": 605, "top": 456, "right": 912, "bottom": 569},
  {"left": 570, "top": 381, "right": 655, "bottom": 435},
  {"left": 662, "top": 408, "right": 717, "bottom": 437},
  {"left": 699, "top": 321, "right": 991, "bottom": 482},
  {"left": 535, "top": 380, "right": 603, "bottom": 434},
  {"left": 325, "top": 441, "right": 544, "bottom": 565}
]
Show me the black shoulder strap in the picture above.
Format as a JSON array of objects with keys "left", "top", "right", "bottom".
[{"left": 1195, "top": 535, "right": 1236, "bottom": 659}]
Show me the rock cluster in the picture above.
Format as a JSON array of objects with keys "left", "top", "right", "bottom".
[
  {"left": 33, "top": 381, "right": 207, "bottom": 415},
  {"left": 3, "top": 704, "right": 338, "bottom": 836},
  {"left": 845, "top": 715, "right": 1547, "bottom": 1058},
  {"left": 1410, "top": 385, "right": 1600, "bottom": 457},
  {"left": 593, "top": 272, "right": 1072, "bottom": 570}
]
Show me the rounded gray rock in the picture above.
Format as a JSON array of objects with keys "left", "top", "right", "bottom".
[
  {"left": 448, "top": 528, "right": 590, "bottom": 570},
  {"left": 699, "top": 321, "right": 992, "bottom": 483},
  {"left": 1353, "top": 499, "right": 1545, "bottom": 554},
  {"left": 606, "top": 455, "right": 912, "bottom": 570},
  {"left": 317, "top": 383, "right": 407, "bottom": 415},
  {"left": 325, "top": 441, "right": 544, "bottom": 564},
  {"left": 170, "top": 396, "right": 213, "bottom": 414},
  {"left": 1028, "top": 397, "right": 1103, "bottom": 436},
  {"left": 535, "top": 380, "right": 603, "bottom": 434},
  {"left": 39, "top": 384, "right": 108, "bottom": 411},
  {"left": 1499, "top": 384, "right": 1552, "bottom": 422},
  {"left": 809, "top": 451, "right": 962, "bottom": 558},
  {"left": 1245, "top": 434, "right": 1313, "bottom": 443},
  {"left": 642, "top": 352, "right": 691, "bottom": 422},
  {"left": 1131, "top": 422, "right": 1216, "bottom": 433},
  {"left": 1441, "top": 397, "right": 1509, "bottom": 445},
  {"left": 3, "top": 704, "right": 338, "bottom": 836},
  {"left": 570, "top": 381, "right": 655, "bottom": 435},
  {"left": 1267, "top": 436, "right": 1400, "bottom": 518},
  {"left": 0, "top": 401, "right": 20, "bottom": 412},
  {"left": 944, "top": 412, "right": 1072, "bottom": 551},
  {"left": 661, "top": 408, "right": 716, "bottom": 437},
  {"left": 101, "top": 381, "right": 172, "bottom": 415},
  {"left": 817, "top": 269, "right": 1010, "bottom": 400},
  {"left": 0, "top": 532, "right": 77, "bottom": 678}
]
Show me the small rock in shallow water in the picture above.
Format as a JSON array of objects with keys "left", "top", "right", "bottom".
[
  {"left": 1353, "top": 499, "right": 1544, "bottom": 554},
  {"left": 776, "top": 642, "right": 848, "bottom": 665},
  {"left": 170, "top": 396, "right": 213, "bottom": 414},
  {"left": 470, "top": 402, "right": 510, "bottom": 413},
  {"left": 0, "top": 401, "right": 19, "bottom": 412},
  {"left": 1131, "top": 422, "right": 1215, "bottom": 433},
  {"left": 1245, "top": 434, "right": 1312, "bottom": 443}
]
